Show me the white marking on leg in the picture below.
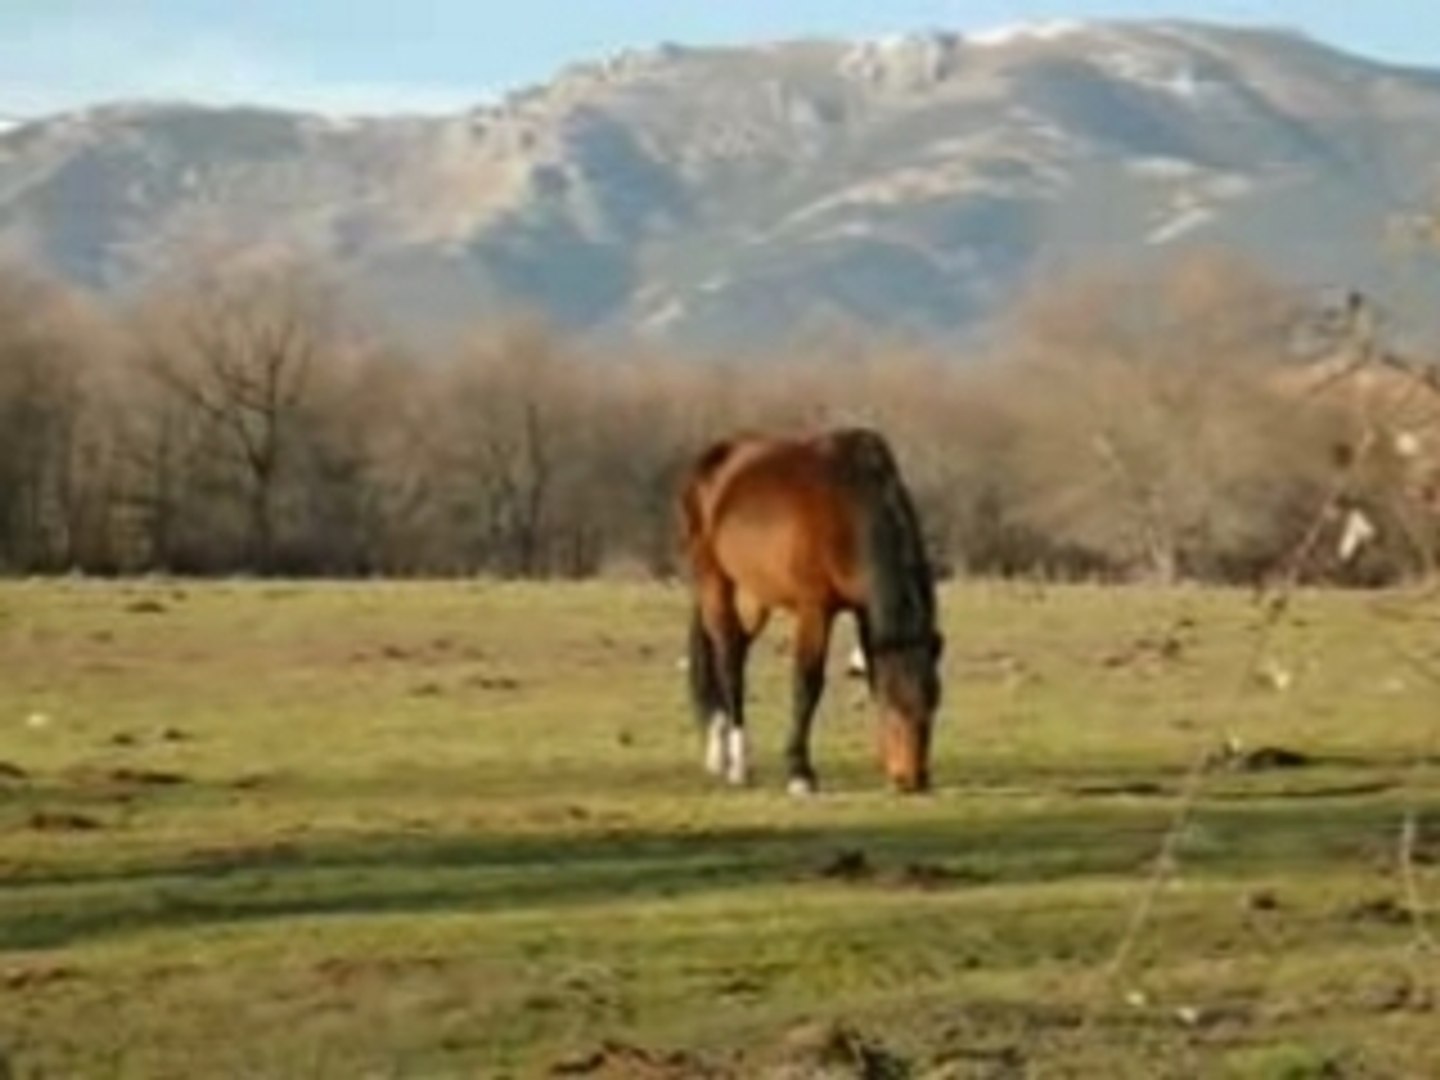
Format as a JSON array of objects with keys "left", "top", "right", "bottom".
[
  {"left": 705, "top": 713, "right": 729, "bottom": 776},
  {"left": 725, "top": 725, "right": 749, "bottom": 786},
  {"left": 786, "top": 775, "right": 816, "bottom": 798}
]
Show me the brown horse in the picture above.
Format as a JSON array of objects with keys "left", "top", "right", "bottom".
[{"left": 678, "top": 427, "right": 943, "bottom": 794}]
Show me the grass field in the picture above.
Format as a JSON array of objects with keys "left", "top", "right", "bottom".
[{"left": 0, "top": 578, "right": 1436, "bottom": 1078}]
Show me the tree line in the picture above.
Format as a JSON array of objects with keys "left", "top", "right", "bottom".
[{"left": 1, "top": 250, "right": 1435, "bottom": 584}]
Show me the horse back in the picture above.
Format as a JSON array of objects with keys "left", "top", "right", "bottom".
[{"left": 681, "top": 433, "right": 866, "bottom": 609}]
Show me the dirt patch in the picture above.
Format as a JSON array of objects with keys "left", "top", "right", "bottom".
[
  {"left": 107, "top": 767, "right": 189, "bottom": 787},
  {"left": 759, "top": 1020, "right": 910, "bottom": 1080},
  {"left": 1242, "top": 889, "right": 1282, "bottom": 913},
  {"left": 123, "top": 598, "right": 168, "bottom": 615},
  {"left": 813, "top": 851, "right": 983, "bottom": 891},
  {"left": 1099, "top": 616, "right": 1199, "bottom": 673},
  {"left": 1069, "top": 780, "right": 1169, "bottom": 798},
  {"left": 890, "top": 861, "right": 990, "bottom": 890},
  {"left": 188, "top": 841, "right": 302, "bottom": 871},
  {"left": 816, "top": 850, "right": 873, "bottom": 882},
  {"left": 548, "top": 1039, "right": 726, "bottom": 1078},
  {"left": 931, "top": 999, "right": 1085, "bottom": 1038},
  {"left": 1212, "top": 779, "right": 1398, "bottom": 802},
  {"left": 1234, "top": 746, "right": 1312, "bottom": 771},
  {"left": 55, "top": 765, "right": 191, "bottom": 798},
  {"left": 28, "top": 810, "right": 104, "bottom": 832},
  {"left": 465, "top": 673, "right": 523, "bottom": 692},
  {"left": 1341, "top": 895, "right": 1415, "bottom": 926},
  {"left": 1207, "top": 744, "right": 1316, "bottom": 772},
  {"left": 1101, "top": 633, "right": 1187, "bottom": 670},
  {"left": 715, "top": 974, "right": 766, "bottom": 999},
  {"left": 923, "top": 1044, "right": 1026, "bottom": 1079},
  {"left": 3, "top": 963, "right": 78, "bottom": 991},
  {"left": 1355, "top": 974, "right": 1434, "bottom": 1014}
]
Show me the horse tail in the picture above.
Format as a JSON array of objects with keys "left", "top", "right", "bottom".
[
  {"left": 678, "top": 437, "right": 739, "bottom": 729},
  {"left": 829, "top": 428, "right": 936, "bottom": 650},
  {"left": 687, "top": 603, "right": 724, "bottom": 728}
]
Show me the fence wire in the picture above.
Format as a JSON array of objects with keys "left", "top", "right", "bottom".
[{"left": 1079, "top": 291, "right": 1438, "bottom": 1039}]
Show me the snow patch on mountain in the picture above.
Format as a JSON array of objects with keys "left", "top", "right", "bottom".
[
  {"left": 1129, "top": 156, "right": 1202, "bottom": 180},
  {"left": 967, "top": 21, "right": 1086, "bottom": 48},
  {"left": 641, "top": 296, "right": 687, "bottom": 331},
  {"left": 782, "top": 157, "right": 1041, "bottom": 231},
  {"left": 1148, "top": 205, "right": 1216, "bottom": 245},
  {"left": 1100, "top": 47, "right": 1227, "bottom": 102}
]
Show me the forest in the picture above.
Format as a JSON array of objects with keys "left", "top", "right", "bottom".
[{"left": 2, "top": 248, "right": 1434, "bottom": 584}]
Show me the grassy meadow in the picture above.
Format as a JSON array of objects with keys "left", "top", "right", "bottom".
[{"left": 0, "top": 578, "right": 1436, "bottom": 1078}]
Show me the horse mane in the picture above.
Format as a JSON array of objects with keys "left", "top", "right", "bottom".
[{"left": 826, "top": 428, "right": 936, "bottom": 653}]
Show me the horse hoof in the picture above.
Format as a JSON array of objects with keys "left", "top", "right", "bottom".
[
  {"left": 704, "top": 715, "right": 730, "bottom": 776},
  {"left": 891, "top": 779, "right": 931, "bottom": 796},
  {"left": 786, "top": 776, "right": 817, "bottom": 798}
]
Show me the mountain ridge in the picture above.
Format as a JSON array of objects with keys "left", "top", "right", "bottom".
[{"left": 3, "top": 18, "right": 1439, "bottom": 349}]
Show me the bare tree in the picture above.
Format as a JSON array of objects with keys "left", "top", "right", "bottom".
[
  {"left": 308, "top": 343, "right": 440, "bottom": 575},
  {"left": 996, "top": 251, "right": 1322, "bottom": 582},
  {"left": 1, "top": 242, "right": 1424, "bottom": 586},
  {"left": 134, "top": 261, "right": 342, "bottom": 572},
  {"left": 0, "top": 265, "right": 119, "bottom": 571},
  {"left": 432, "top": 320, "right": 581, "bottom": 576}
]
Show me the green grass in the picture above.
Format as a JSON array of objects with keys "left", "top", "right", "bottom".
[{"left": 0, "top": 579, "right": 1436, "bottom": 1078}]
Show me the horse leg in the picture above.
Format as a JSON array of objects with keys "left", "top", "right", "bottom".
[
  {"left": 701, "top": 584, "right": 753, "bottom": 786},
  {"left": 854, "top": 609, "right": 877, "bottom": 696},
  {"left": 688, "top": 604, "right": 729, "bottom": 777},
  {"left": 716, "top": 622, "right": 753, "bottom": 786},
  {"left": 785, "top": 606, "right": 833, "bottom": 796},
  {"left": 704, "top": 711, "right": 728, "bottom": 778}
]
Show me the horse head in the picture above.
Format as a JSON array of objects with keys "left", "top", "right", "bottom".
[{"left": 872, "top": 630, "right": 943, "bottom": 793}]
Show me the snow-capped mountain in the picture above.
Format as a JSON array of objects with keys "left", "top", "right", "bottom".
[{"left": 3, "top": 19, "right": 1440, "bottom": 349}]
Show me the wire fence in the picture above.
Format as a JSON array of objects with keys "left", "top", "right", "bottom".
[{"left": 1081, "top": 287, "right": 1439, "bottom": 1037}]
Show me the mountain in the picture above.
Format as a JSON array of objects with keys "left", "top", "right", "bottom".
[{"left": 4, "top": 19, "right": 1440, "bottom": 350}]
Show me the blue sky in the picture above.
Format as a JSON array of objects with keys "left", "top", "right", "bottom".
[{"left": 0, "top": 1, "right": 1432, "bottom": 118}]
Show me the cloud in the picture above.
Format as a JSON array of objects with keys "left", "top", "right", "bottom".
[{"left": 0, "top": 17, "right": 486, "bottom": 119}]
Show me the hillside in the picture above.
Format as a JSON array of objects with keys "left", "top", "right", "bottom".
[{"left": 3, "top": 19, "right": 1440, "bottom": 348}]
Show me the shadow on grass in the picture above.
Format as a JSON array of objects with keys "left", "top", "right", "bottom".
[{"left": 0, "top": 794, "right": 1414, "bottom": 951}]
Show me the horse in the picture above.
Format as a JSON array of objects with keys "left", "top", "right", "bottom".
[{"left": 677, "top": 426, "right": 944, "bottom": 795}]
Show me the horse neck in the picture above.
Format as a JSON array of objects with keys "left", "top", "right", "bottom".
[{"left": 857, "top": 469, "right": 935, "bottom": 651}]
